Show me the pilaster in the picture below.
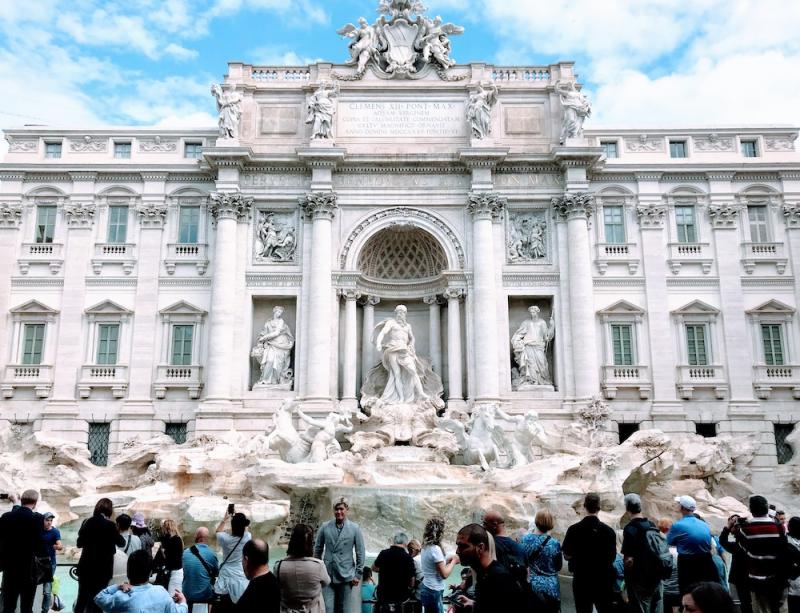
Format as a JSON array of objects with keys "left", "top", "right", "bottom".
[
  {"left": 0, "top": 200, "right": 23, "bottom": 420},
  {"left": 423, "top": 295, "right": 443, "bottom": 375},
  {"left": 339, "top": 288, "right": 361, "bottom": 410}
]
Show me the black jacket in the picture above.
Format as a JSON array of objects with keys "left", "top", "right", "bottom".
[
  {"left": 0, "top": 505, "right": 44, "bottom": 577},
  {"left": 76, "top": 513, "right": 125, "bottom": 582}
]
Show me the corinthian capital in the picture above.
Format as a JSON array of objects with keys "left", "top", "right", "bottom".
[
  {"left": 635, "top": 204, "right": 667, "bottom": 229},
  {"left": 209, "top": 191, "right": 253, "bottom": 223},
  {"left": 299, "top": 191, "right": 338, "bottom": 221},
  {"left": 552, "top": 192, "right": 594, "bottom": 221},
  {"left": 136, "top": 202, "right": 168, "bottom": 228},
  {"left": 63, "top": 202, "right": 96, "bottom": 228},
  {"left": 783, "top": 202, "right": 800, "bottom": 229},
  {"left": 467, "top": 192, "right": 506, "bottom": 221},
  {"left": 707, "top": 203, "right": 740, "bottom": 229},
  {"left": 0, "top": 202, "right": 23, "bottom": 229}
]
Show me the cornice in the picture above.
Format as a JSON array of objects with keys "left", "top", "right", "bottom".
[
  {"left": 85, "top": 277, "right": 138, "bottom": 287},
  {"left": 158, "top": 277, "right": 213, "bottom": 288},
  {"left": 246, "top": 272, "right": 303, "bottom": 287},
  {"left": 11, "top": 277, "right": 65, "bottom": 288},
  {"left": 503, "top": 272, "right": 561, "bottom": 287},
  {"left": 740, "top": 276, "right": 795, "bottom": 288},
  {"left": 593, "top": 278, "right": 646, "bottom": 288}
]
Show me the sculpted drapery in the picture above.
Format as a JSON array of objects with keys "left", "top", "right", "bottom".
[{"left": 511, "top": 306, "right": 555, "bottom": 388}]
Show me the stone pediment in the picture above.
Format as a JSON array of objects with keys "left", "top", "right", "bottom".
[
  {"left": 159, "top": 300, "right": 207, "bottom": 316},
  {"left": 10, "top": 299, "right": 59, "bottom": 315},
  {"left": 85, "top": 299, "right": 133, "bottom": 315},
  {"left": 671, "top": 299, "right": 720, "bottom": 315},
  {"left": 746, "top": 299, "right": 795, "bottom": 315},
  {"left": 597, "top": 299, "right": 645, "bottom": 316}
]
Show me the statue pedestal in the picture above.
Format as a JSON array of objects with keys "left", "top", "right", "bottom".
[
  {"left": 252, "top": 381, "right": 293, "bottom": 391},
  {"left": 215, "top": 137, "right": 240, "bottom": 147}
]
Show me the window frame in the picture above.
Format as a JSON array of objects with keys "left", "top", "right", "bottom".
[
  {"left": 602, "top": 204, "right": 626, "bottom": 244},
  {"left": 84, "top": 300, "right": 132, "bottom": 367},
  {"left": 669, "top": 140, "right": 688, "bottom": 158},
  {"left": 113, "top": 141, "right": 132, "bottom": 159},
  {"left": 740, "top": 139, "right": 759, "bottom": 158},
  {"left": 610, "top": 323, "right": 635, "bottom": 366},
  {"left": 158, "top": 301, "right": 207, "bottom": 366},
  {"left": 106, "top": 204, "right": 129, "bottom": 244},
  {"left": 747, "top": 301, "right": 796, "bottom": 367},
  {"left": 8, "top": 300, "right": 59, "bottom": 368},
  {"left": 674, "top": 204, "right": 698, "bottom": 243},
  {"left": 672, "top": 300, "right": 722, "bottom": 368},
  {"left": 184, "top": 142, "right": 203, "bottom": 159},
  {"left": 601, "top": 140, "right": 619, "bottom": 159},
  {"left": 35, "top": 204, "right": 57, "bottom": 244},
  {"left": 177, "top": 205, "right": 201, "bottom": 244},
  {"left": 44, "top": 142, "right": 62, "bottom": 159},
  {"left": 21, "top": 323, "right": 46, "bottom": 365},
  {"left": 170, "top": 324, "right": 195, "bottom": 366},
  {"left": 685, "top": 323, "right": 710, "bottom": 366},
  {"left": 746, "top": 204, "right": 771, "bottom": 243},
  {"left": 96, "top": 323, "right": 120, "bottom": 365}
]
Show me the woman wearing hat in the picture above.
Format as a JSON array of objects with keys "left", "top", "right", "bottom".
[
  {"left": 130, "top": 512, "right": 155, "bottom": 558},
  {"left": 214, "top": 509, "right": 253, "bottom": 610}
]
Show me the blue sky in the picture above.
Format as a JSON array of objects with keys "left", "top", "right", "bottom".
[{"left": 1, "top": 0, "right": 800, "bottom": 146}]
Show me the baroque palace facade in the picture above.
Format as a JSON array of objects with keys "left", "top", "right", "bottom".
[{"left": 1, "top": 20, "right": 799, "bottom": 483}]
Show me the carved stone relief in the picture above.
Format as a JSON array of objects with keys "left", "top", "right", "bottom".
[
  {"left": 6, "top": 138, "right": 38, "bottom": 153},
  {"left": 506, "top": 211, "right": 548, "bottom": 263},
  {"left": 138, "top": 136, "right": 178, "bottom": 152},
  {"left": 694, "top": 134, "right": 734, "bottom": 152},
  {"left": 70, "top": 136, "right": 107, "bottom": 153},
  {"left": 625, "top": 135, "right": 664, "bottom": 152},
  {"left": 254, "top": 210, "right": 297, "bottom": 263},
  {"left": 766, "top": 137, "right": 796, "bottom": 152}
]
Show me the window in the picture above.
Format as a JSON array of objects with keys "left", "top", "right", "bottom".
[
  {"left": 106, "top": 206, "right": 128, "bottom": 243},
  {"left": 178, "top": 206, "right": 200, "bottom": 244},
  {"left": 747, "top": 205, "right": 770, "bottom": 243},
  {"left": 741, "top": 140, "right": 759, "bottom": 158},
  {"left": 695, "top": 423, "right": 717, "bottom": 438},
  {"left": 184, "top": 142, "right": 203, "bottom": 159},
  {"left": 603, "top": 205, "right": 625, "bottom": 244},
  {"left": 618, "top": 423, "right": 640, "bottom": 444},
  {"left": 675, "top": 205, "right": 697, "bottom": 243},
  {"left": 113, "top": 142, "right": 131, "bottom": 159},
  {"left": 761, "top": 324, "right": 785, "bottom": 366},
  {"left": 611, "top": 324, "right": 634, "bottom": 365},
  {"left": 96, "top": 324, "right": 120, "bottom": 365},
  {"left": 35, "top": 205, "right": 57, "bottom": 244},
  {"left": 669, "top": 140, "right": 687, "bottom": 158},
  {"left": 171, "top": 325, "right": 194, "bottom": 365},
  {"left": 685, "top": 324, "right": 709, "bottom": 366},
  {"left": 601, "top": 141, "right": 618, "bottom": 159},
  {"left": 775, "top": 424, "right": 796, "bottom": 465},
  {"left": 88, "top": 423, "right": 110, "bottom": 466},
  {"left": 44, "top": 142, "right": 62, "bottom": 159},
  {"left": 22, "top": 324, "right": 45, "bottom": 365},
  {"left": 165, "top": 422, "right": 188, "bottom": 444}
]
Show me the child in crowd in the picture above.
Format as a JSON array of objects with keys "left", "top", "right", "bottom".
[{"left": 361, "top": 566, "right": 376, "bottom": 613}]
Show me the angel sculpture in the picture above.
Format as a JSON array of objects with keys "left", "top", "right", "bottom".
[
  {"left": 466, "top": 83, "right": 498, "bottom": 140},
  {"left": 418, "top": 16, "right": 463, "bottom": 70},
  {"left": 378, "top": 0, "right": 427, "bottom": 20},
  {"left": 211, "top": 84, "right": 242, "bottom": 140},
  {"left": 337, "top": 17, "right": 382, "bottom": 74}
]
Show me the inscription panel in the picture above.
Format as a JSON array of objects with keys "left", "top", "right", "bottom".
[
  {"left": 333, "top": 173, "right": 470, "bottom": 189},
  {"left": 504, "top": 105, "right": 544, "bottom": 135},
  {"left": 260, "top": 105, "right": 300, "bottom": 135},
  {"left": 338, "top": 99, "right": 466, "bottom": 139}
]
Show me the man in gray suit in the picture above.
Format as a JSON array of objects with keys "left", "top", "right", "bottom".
[{"left": 314, "top": 497, "right": 366, "bottom": 613}]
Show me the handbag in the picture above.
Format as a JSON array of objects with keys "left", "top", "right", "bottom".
[{"left": 32, "top": 554, "right": 54, "bottom": 585}]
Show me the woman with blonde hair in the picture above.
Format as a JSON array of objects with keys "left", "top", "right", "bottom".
[
  {"left": 419, "top": 517, "right": 459, "bottom": 613},
  {"left": 154, "top": 518, "right": 184, "bottom": 595},
  {"left": 521, "top": 509, "right": 562, "bottom": 613}
]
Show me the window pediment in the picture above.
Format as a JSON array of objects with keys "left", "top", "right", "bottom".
[
  {"left": 10, "top": 299, "right": 59, "bottom": 316},
  {"left": 598, "top": 300, "right": 645, "bottom": 316},
  {"left": 159, "top": 300, "right": 207, "bottom": 317},
  {"left": 85, "top": 299, "right": 133, "bottom": 316},
  {"left": 746, "top": 299, "right": 795, "bottom": 316},
  {"left": 672, "top": 299, "right": 720, "bottom": 316}
]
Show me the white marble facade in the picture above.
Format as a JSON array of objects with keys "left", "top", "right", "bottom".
[{"left": 1, "top": 10, "right": 800, "bottom": 486}]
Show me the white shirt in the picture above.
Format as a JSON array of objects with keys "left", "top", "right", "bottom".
[{"left": 420, "top": 544, "right": 446, "bottom": 591}]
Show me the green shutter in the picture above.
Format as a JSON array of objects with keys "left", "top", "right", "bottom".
[
  {"left": 686, "top": 325, "right": 708, "bottom": 366},
  {"left": 178, "top": 207, "right": 200, "bottom": 244},
  {"left": 107, "top": 206, "right": 128, "bottom": 243},
  {"left": 171, "top": 325, "right": 194, "bottom": 366},
  {"left": 762, "top": 324, "right": 784, "bottom": 366},
  {"left": 676, "top": 206, "right": 697, "bottom": 243},
  {"left": 96, "top": 324, "right": 119, "bottom": 365},
  {"left": 603, "top": 206, "right": 625, "bottom": 244},
  {"left": 22, "top": 324, "right": 45, "bottom": 365},
  {"left": 611, "top": 325, "right": 633, "bottom": 366}
]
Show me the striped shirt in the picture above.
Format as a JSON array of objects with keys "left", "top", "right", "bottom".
[{"left": 735, "top": 517, "right": 786, "bottom": 586}]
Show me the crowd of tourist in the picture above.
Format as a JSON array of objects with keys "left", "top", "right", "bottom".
[{"left": 1, "top": 488, "right": 800, "bottom": 613}]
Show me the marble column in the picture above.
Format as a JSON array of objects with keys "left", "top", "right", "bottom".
[
  {"left": 339, "top": 289, "right": 361, "bottom": 405},
  {"left": 468, "top": 191, "right": 505, "bottom": 400},
  {"left": 299, "top": 191, "right": 338, "bottom": 401},
  {"left": 445, "top": 288, "right": 464, "bottom": 402},
  {"left": 361, "top": 295, "right": 379, "bottom": 383},
  {"left": 424, "top": 295, "right": 442, "bottom": 374},
  {"left": 553, "top": 192, "right": 600, "bottom": 399},
  {"left": 205, "top": 192, "right": 252, "bottom": 401}
]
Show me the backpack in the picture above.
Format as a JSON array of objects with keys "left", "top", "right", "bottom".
[{"left": 638, "top": 523, "right": 674, "bottom": 583}]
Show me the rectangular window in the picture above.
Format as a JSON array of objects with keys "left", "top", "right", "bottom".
[
  {"left": 611, "top": 324, "right": 634, "bottom": 366},
  {"left": 695, "top": 423, "right": 718, "bottom": 438},
  {"left": 601, "top": 141, "right": 618, "bottom": 159},
  {"left": 165, "top": 422, "right": 188, "bottom": 445},
  {"left": 171, "top": 325, "right": 194, "bottom": 366},
  {"left": 741, "top": 140, "right": 759, "bottom": 158},
  {"left": 603, "top": 206, "right": 625, "bottom": 244},
  {"left": 761, "top": 324, "right": 785, "bottom": 366},
  {"left": 618, "top": 423, "right": 640, "bottom": 444},
  {"left": 106, "top": 206, "right": 128, "bottom": 243},
  {"left": 685, "top": 324, "right": 709, "bottom": 366},
  {"left": 88, "top": 423, "right": 110, "bottom": 467},
  {"left": 113, "top": 142, "right": 131, "bottom": 159},
  {"left": 669, "top": 140, "right": 687, "bottom": 158},
  {"left": 748, "top": 205, "right": 770, "bottom": 243},
  {"left": 675, "top": 205, "right": 697, "bottom": 243},
  {"left": 35, "top": 205, "right": 57, "bottom": 244},
  {"left": 44, "top": 142, "right": 62, "bottom": 159},
  {"left": 22, "top": 323, "right": 45, "bottom": 365},
  {"left": 96, "top": 324, "right": 120, "bottom": 365},
  {"left": 775, "top": 423, "right": 796, "bottom": 465},
  {"left": 178, "top": 206, "right": 200, "bottom": 244},
  {"left": 184, "top": 143, "right": 203, "bottom": 159}
]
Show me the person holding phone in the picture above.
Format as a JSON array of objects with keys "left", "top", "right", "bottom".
[{"left": 214, "top": 507, "right": 252, "bottom": 611}]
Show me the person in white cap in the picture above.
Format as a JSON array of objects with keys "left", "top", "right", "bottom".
[{"left": 666, "top": 495, "right": 720, "bottom": 595}]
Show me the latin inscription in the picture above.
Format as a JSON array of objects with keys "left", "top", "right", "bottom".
[
  {"left": 333, "top": 173, "right": 469, "bottom": 188},
  {"left": 338, "top": 100, "right": 466, "bottom": 139}
]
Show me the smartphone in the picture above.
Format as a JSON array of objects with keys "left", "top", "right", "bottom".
[{"left": 227, "top": 503, "right": 235, "bottom": 515}]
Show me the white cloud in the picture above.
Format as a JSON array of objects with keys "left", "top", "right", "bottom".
[{"left": 249, "top": 46, "right": 325, "bottom": 66}]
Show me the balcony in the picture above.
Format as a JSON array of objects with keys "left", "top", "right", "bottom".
[
  {"left": 165, "top": 243, "right": 209, "bottom": 275},
  {"left": 741, "top": 242, "right": 788, "bottom": 275},
  {"left": 676, "top": 364, "right": 727, "bottom": 399},
  {"left": 594, "top": 243, "right": 639, "bottom": 275},
  {"left": 1, "top": 364, "right": 53, "bottom": 398},
  {"left": 602, "top": 364, "right": 651, "bottom": 399},
  {"left": 78, "top": 364, "right": 128, "bottom": 399},
  {"left": 18, "top": 242, "right": 64, "bottom": 275},
  {"left": 91, "top": 243, "right": 136, "bottom": 275},
  {"left": 753, "top": 364, "right": 800, "bottom": 399},
  {"left": 667, "top": 242, "right": 713, "bottom": 275},
  {"left": 153, "top": 364, "right": 203, "bottom": 399}
]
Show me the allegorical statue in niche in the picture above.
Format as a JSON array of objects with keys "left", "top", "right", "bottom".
[
  {"left": 305, "top": 82, "right": 339, "bottom": 140},
  {"left": 511, "top": 306, "right": 555, "bottom": 389},
  {"left": 211, "top": 84, "right": 242, "bottom": 140},
  {"left": 372, "top": 305, "right": 429, "bottom": 403},
  {"left": 466, "top": 83, "right": 498, "bottom": 140},
  {"left": 507, "top": 214, "right": 547, "bottom": 262},
  {"left": 555, "top": 80, "right": 591, "bottom": 144},
  {"left": 337, "top": 17, "right": 381, "bottom": 75},
  {"left": 251, "top": 306, "right": 295, "bottom": 389},
  {"left": 256, "top": 212, "right": 296, "bottom": 262}
]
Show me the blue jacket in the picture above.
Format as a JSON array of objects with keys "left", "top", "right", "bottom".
[{"left": 314, "top": 519, "right": 366, "bottom": 584}]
